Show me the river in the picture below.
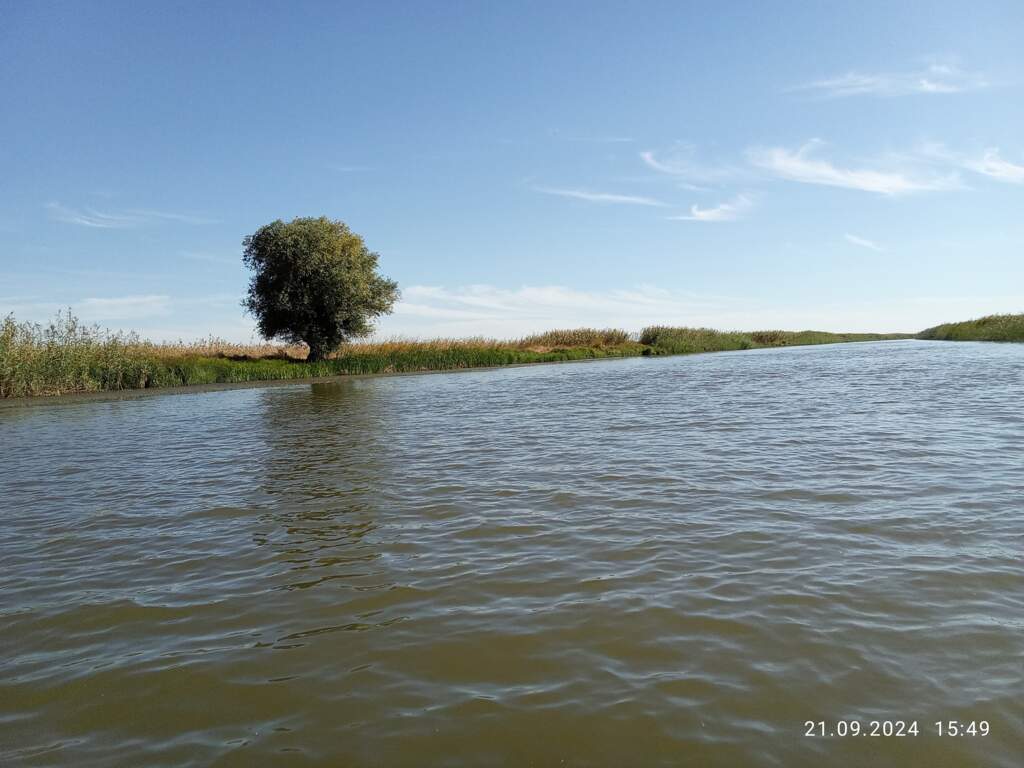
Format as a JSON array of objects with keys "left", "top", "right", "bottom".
[{"left": 2, "top": 340, "right": 1021, "bottom": 766}]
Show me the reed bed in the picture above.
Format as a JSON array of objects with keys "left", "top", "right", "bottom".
[
  {"left": 917, "top": 314, "right": 1024, "bottom": 342},
  {"left": 121, "top": 327, "right": 637, "bottom": 361},
  {"left": 128, "top": 337, "right": 307, "bottom": 360},
  {"left": 0, "top": 314, "right": 645, "bottom": 397},
  {"left": 1, "top": 312, "right": 908, "bottom": 398},
  {"left": 517, "top": 328, "right": 633, "bottom": 350},
  {"left": 1, "top": 312, "right": 151, "bottom": 398},
  {"left": 638, "top": 326, "right": 908, "bottom": 355}
]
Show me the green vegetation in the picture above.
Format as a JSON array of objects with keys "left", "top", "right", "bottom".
[
  {"left": 0, "top": 314, "right": 643, "bottom": 398},
  {"left": 1, "top": 312, "right": 910, "bottom": 399},
  {"left": 1, "top": 312, "right": 152, "bottom": 398},
  {"left": 639, "top": 326, "right": 910, "bottom": 355},
  {"left": 243, "top": 217, "right": 399, "bottom": 361},
  {"left": 917, "top": 314, "right": 1024, "bottom": 342}
]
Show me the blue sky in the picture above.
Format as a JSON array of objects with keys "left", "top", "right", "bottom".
[{"left": 3, "top": 1, "right": 1023, "bottom": 340}]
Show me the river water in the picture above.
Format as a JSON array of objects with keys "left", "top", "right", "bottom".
[{"left": 2, "top": 340, "right": 1022, "bottom": 767}]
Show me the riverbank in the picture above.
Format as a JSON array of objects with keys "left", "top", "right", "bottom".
[
  {"left": 1, "top": 313, "right": 911, "bottom": 398},
  {"left": 918, "top": 313, "right": 1024, "bottom": 342}
]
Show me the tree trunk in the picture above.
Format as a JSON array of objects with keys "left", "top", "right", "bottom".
[{"left": 306, "top": 344, "right": 325, "bottom": 363}]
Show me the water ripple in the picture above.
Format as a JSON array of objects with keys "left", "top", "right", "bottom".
[{"left": 2, "top": 340, "right": 1022, "bottom": 766}]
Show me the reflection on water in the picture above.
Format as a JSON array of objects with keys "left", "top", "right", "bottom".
[
  {"left": 1, "top": 341, "right": 1022, "bottom": 766},
  {"left": 255, "top": 384, "right": 396, "bottom": 640}
]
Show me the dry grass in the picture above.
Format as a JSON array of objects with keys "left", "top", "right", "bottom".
[
  {"left": 336, "top": 328, "right": 634, "bottom": 356},
  {"left": 127, "top": 337, "right": 308, "bottom": 360},
  {"left": 114, "top": 328, "right": 635, "bottom": 361}
]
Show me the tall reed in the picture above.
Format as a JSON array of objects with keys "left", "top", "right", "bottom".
[
  {"left": 1, "top": 311, "right": 152, "bottom": 397},
  {"left": 639, "top": 326, "right": 909, "bottom": 355},
  {"left": 918, "top": 314, "right": 1024, "bottom": 342}
]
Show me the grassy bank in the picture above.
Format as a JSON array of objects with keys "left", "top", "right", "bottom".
[
  {"left": 1, "top": 312, "right": 908, "bottom": 398},
  {"left": 917, "top": 313, "right": 1024, "bottom": 343},
  {"left": 638, "top": 326, "right": 909, "bottom": 355}
]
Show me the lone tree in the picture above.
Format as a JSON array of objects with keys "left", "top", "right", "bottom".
[{"left": 242, "top": 217, "right": 398, "bottom": 361}]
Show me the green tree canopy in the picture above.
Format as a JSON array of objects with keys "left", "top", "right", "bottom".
[{"left": 242, "top": 217, "right": 398, "bottom": 361}]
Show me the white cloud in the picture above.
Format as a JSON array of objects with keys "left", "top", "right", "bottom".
[
  {"left": 46, "top": 203, "right": 213, "bottom": 228},
  {"left": 535, "top": 187, "right": 668, "bottom": 206},
  {"left": 1, "top": 294, "right": 172, "bottom": 325},
  {"left": 0, "top": 298, "right": 64, "bottom": 319},
  {"left": 791, "top": 62, "right": 987, "bottom": 98},
  {"left": 46, "top": 203, "right": 138, "bottom": 229},
  {"left": 77, "top": 295, "right": 172, "bottom": 321},
  {"left": 844, "top": 233, "right": 883, "bottom": 251},
  {"left": 747, "top": 140, "right": 959, "bottom": 195},
  {"left": 919, "top": 144, "right": 1024, "bottom": 184},
  {"left": 385, "top": 284, "right": 741, "bottom": 338},
  {"left": 966, "top": 149, "right": 1024, "bottom": 183},
  {"left": 669, "top": 194, "right": 752, "bottom": 222},
  {"left": 374, "top": 283, "right": 1024, "bottom": 338},
  {"left": 640, "top": 144, "right": 738, "bottom": 188},
  {"left": 1, "top": 294, "right": 260, "bottom": 343}
]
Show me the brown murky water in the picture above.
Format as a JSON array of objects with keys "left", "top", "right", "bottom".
[{"left": 2, "top": 340, "right": 1022, "bottom": 766}]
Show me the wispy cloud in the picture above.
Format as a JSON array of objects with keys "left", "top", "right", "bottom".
[
  {"left": 791, "top": 62, "right": 987, "bottom": 98},
  {"left": 46, "top": 203, "right": 214, "bottom": 228},
  {"left": 388, "top": 284, "right": 737, "bottom": 336},
  {"left": 747, "top": 140, "right": 959, "bottom": 195},
  {"left": 535, "top": 186, "right": 668, "bottom": 207},
  {"left": 640, "top": 144, "right": 739, "bottom": 188},
  {"left": 78, "top": 295, "right": 172, "bottom": 320},
  {"left": 844, "top": 233, "right": 884, "bottom": 251},
  {"left": 0, "top": 294, "right": 253, "bottom": 341},
  {"left": 965, "top": 149, "right": 1024, "bottom": 183},
  {"left": 46, "top": 203, "right": 137, "bottom": 229},
  {"left": 669, "top": 194, "right": 753, "bottom": 222},
  {"left": 376, "top": 283, "right": 1024, "bottom": 338},
  {"left": 919, "top": 143, "right": 1024, "bottom": 184},
  {"left": 0, "top": 295, "right": 173, "bottom": 325}
]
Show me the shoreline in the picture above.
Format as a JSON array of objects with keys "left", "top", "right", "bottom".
[
  {"left": 1, "top": 317, "right": 918, "bottom": 401},
  {"left": 0, "top": 338, "right": 917, "bottom": 409},
  {"left": 918, "top": 313, "right": 1024, "bottom": 343}
]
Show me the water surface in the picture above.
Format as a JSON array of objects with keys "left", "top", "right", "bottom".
[{"left": 2, "top": 340, "right": 1022, "bottom": 766}]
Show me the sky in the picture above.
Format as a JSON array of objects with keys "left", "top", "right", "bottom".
[{"left": 2, "top": 0, "right": 1023, "bottom": 340}]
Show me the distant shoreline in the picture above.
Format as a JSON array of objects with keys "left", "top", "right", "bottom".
[{"left": 918, "top": 314, "right": 1024, "bottom": 343}]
